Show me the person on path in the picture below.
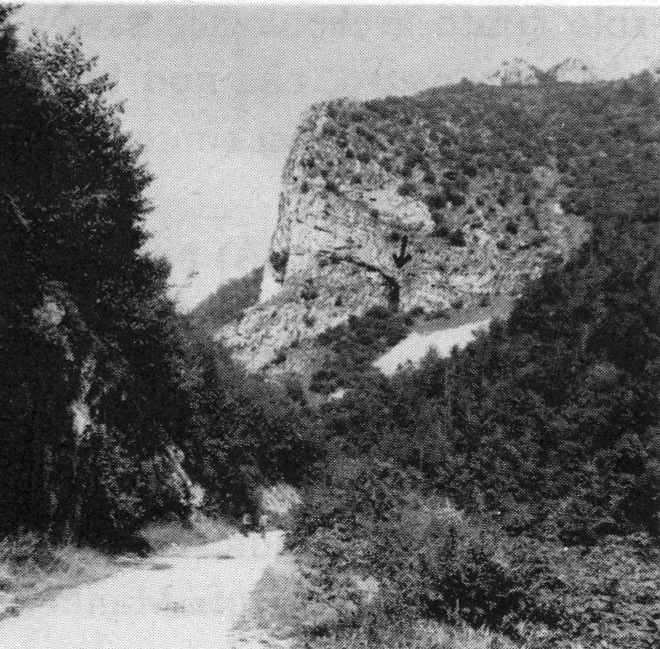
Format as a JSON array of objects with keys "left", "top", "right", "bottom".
[
  {"left": 257, "top": 513, "right": 269, "bottom": 540},
  {"left": 240, "top": 512, "right": 252, "bottom": 537}
]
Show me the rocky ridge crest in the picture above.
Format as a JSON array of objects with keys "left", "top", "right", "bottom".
[{"left": 485, "top": 57, "right": 597, "bottom": 86}]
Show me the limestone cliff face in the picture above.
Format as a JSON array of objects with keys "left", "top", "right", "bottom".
[{"left": 219, "top": 94, "right": 590, "bottom": 372}]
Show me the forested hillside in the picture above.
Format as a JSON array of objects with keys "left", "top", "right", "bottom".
[
  {"left": 190, "top": 266, "right": 263, "bottom": 335},
  {"left": 287, "top": 72, "right": 660, "bottom": 648},
  {"left": 0, "top": 10, "right": 315, "bottom": 550}
]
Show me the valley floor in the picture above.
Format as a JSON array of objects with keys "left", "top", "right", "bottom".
[{"left": 2, "top": 531, "right": 286, "bottom": 649}]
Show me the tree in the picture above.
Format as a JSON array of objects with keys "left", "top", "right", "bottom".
[{"left": 0, "top": 11, "right": 189, "bottom": 543}]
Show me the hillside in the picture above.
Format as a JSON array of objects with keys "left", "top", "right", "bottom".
[
  {"left": 190, "top": 266, "right": 263, "bottom": 336},
  {"left": 285, "top": 67, "right": 660, "bottom": 649},
  {"left": 217, "top": 62, "right": 613, "bottom": 373}
]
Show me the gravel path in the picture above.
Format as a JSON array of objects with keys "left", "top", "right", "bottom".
[{"left": 3, "top": 531, "right": 285, "bottom": 649}]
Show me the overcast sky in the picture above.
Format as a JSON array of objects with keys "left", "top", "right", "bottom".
[{"left": 17, "top": 5, "right": 660, "bottom": 310}]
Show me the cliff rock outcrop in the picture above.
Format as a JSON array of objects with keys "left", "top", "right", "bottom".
[
  {"left": 550, "top": 58, "right": 597, "bottom": 83},
  {"left": 219, "top": 84, "right": 591, "bottom": 371},
  {"left": 485, "top": 58, "right": 597, "bottom": 86},
  {"left": 485, "top": 58, "right": 541, "bottom": 85}
]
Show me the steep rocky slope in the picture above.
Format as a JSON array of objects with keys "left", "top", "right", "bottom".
[
  {"left": 190, "top": 267, "right": 263, "bottom": 335},
  {"left": 218, "top": 66, "right": 601, "bottom": 372}
]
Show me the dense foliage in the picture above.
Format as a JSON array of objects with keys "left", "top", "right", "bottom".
[
  {"left": 189, "top": 266, "right": 263, "bottom": 335},
  {"left": 291, "top": 72, "right": 660, "bottom": 647},
  {"left": 309, "top": 306, "right": 409, "bottom": 394},
  {"left": 0, "top": 11, "right": 314, "bottom": 547}
]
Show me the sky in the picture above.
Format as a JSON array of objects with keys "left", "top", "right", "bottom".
[{"left": 17, "top": 4, "right": 660, "bottom": 310}]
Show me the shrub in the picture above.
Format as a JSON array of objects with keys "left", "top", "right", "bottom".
[
  {"left": 272, "top": 349, "right": 287, "bottom": 365},
  {"left": 322, "top": 121, "right": 337, "bottom": 137},
  {"left": 445, "top": 185, "right": 466, "bottom": 206},
  {"left": 432, "top": 223, "right": 450, "bottom": 238},
  {"left": 270, "top": 250, "right": 289, "bottom": 275},
  {"left": 418, "top": 513, "right": 523, "bottom": 629},
  {"left": 505, "top": 220, "right": 519, "bottom": 235},
  {"left": 398, "top": 182, "right": 416, "bottom": 197},
  {"left": 424, "top": 192, "right": 447, "bottom": 211},
  {"left": 448, "top": 229, "right": 466, "bottom": 247},
  {"left": 301, "top": 280, "right": 319, "bottom": 301}
]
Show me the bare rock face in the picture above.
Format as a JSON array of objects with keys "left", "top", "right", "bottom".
[
  {"left": 551, "top": 58, "right": 597, "bottom": 84},
  {"left": 218, "top": 101, "right": 590, "bottom": 372},
  {"left": 485, "top": 58, "right": 541, "bottom": 86},
  {"left": 29, "top": 283, "right": 205, "bottom": 531}
]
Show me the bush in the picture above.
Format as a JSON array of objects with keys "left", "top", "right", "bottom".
[
  {"left": 270, "top": 250, "right": 289, "bottom": 275},
  {"left": 445, "top": 185, "right": 466, "bottom": 206},
  {"left": 418, "top": 513, "right": 524, "bottom": 629},
  {"left": 424, "top": 192, "right": 447, "bottom": 211},
  {"left": 448, "top": 229, "right": 467, "bottom": 247},
  {"left": 397, "top": 181, "right": 417, "bottom": 197},
  {"left": 505, "top": 220, "right": 519, "bottom": 235}
]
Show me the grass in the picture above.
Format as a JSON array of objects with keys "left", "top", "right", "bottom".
[
  {"left": 0, "top": 513, "right": 235, "bottom": 619},
  {"left": 235, "top": 551, "right": 307, "bottom": 642},
  {"left": 0, "top": 533, "right": 113, "bottom": 617},
  {"left": 314, "top": 622, "right": 519, "bottom": 649},
  {"left": 236, "top": 547, "right": 520, "bottom": 649}
]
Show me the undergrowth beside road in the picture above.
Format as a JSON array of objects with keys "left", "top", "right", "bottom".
[
  {"left": 0, "top": 514, "right": 236, "bottom": 621},
  {"left": 286, "top": 459, "right": 660, "bottom": 649},
  {"left": 239, "top": 548, "right": 517, "bottom": 649},
  {"left": 0, "top": 533, "right": 113, "bottom": 618}
]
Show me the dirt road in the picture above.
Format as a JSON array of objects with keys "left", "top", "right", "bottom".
[{"left": 3, "top": 531, "right": 285, "bottom": 649}]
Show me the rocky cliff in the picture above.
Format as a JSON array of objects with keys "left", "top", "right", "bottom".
[{"left": 218, "top": 71, "right": 594, "bottom": 372}]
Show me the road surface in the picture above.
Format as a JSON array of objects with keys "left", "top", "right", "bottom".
[{"left": 3, "top": 531, "right": 284, "bottom": 649}]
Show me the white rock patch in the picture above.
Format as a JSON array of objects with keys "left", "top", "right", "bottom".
[{"left": 374, "top": 319, "right": 491, "bottom": 376}]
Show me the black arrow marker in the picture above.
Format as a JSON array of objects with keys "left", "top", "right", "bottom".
[{"left": 392, "top": 234, "right": 412, "bottom": 269}]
